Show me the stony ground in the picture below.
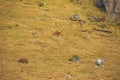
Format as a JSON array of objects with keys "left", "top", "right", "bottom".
[{"left": 0, "top": 0, "right": 120, "bottom": 80}]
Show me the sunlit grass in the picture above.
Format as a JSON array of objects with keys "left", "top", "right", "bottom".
[{"left": 0, "top": 0, "right": 120, "bottom": 80}]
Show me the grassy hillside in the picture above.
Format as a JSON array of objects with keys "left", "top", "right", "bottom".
[{"left": 0, "top": 0, "right": 120, "bottom": 80}]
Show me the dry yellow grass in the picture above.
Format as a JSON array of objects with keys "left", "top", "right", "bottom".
[{"left": 0, "top": 0, "right": 120, "bottom": 80}]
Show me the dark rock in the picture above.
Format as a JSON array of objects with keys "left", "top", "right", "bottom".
[
  {"left": 73, "top": 14, "right": 80, "bottom": 19},
  {"left": 96, "top": 0, "right": 120, "bottom": 20},
  {"left": 96, "top": 0, "right": 106, "bottom": 11},
  {"left": 93, "top": 28, "right": 112, "bottom": 34},
  {"left": 69, "top": 55, "right": 80, "bottom": 64},
  {"left": 70, "top": 14, "right": 81, "bottom": 21}
]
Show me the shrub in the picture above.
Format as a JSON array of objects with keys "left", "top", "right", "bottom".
[{"left": 38, "top": 2, "right": 44, "bottom": 7}]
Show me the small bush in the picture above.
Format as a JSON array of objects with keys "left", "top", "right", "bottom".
[{"left": 38, "top": 2, "right": 44, "bottom": 7}]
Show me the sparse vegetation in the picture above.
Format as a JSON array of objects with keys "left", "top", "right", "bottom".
[
  {"left": 38, "top": 2, "right": 44, "bottom": 7},
  {"left": 70, "top": 0, "right": 82, "bottom": 4},
  {"left": 0, "top": 0, "right": 120, "bottom": 80}
]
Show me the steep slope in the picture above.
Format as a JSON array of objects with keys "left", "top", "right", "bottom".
[{"left": 0, "top": 0, "right": 120, "bottom": 80}]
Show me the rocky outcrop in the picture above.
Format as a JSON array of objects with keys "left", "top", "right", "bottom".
[{"left": 97, "top": 0, "right": 120, "bottom": 20}]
